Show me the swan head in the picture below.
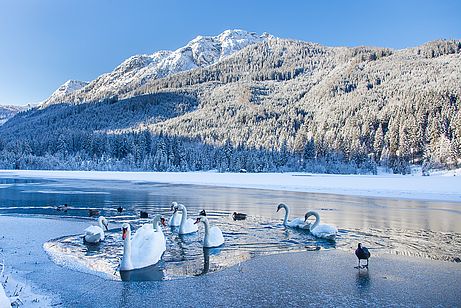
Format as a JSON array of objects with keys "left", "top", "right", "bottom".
[
  {"left": 304, "top": 211, "right": 319, "bottom": 222},
  {"left": 153, "top": 215, "right": 166, "bottom": 228},
  {"left": 99, "top": 216, "right": 109, "bottom": 231},
  {"left": 276, "top": 203, "right": 286, "bottom": 212},
  {"left": 172, "top": 203, "right": 185, "bottom": 213},
  {"left": 171, "top": 201, "right": 178, "bottom": 211},
  {"left": 194, "top": 216, "right": 208, "bottom": 225},
  {"left": 199, "top": 209, "right": 207, "bottom": 216},
  {"left": 121, "top": 223, "right": 130, "bottom": 240}
]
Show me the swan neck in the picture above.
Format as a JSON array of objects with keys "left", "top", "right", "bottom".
[
  {"left": 179, "top": 206, "right": 188, "bottom": 231},
  {"left": 282, "top": 205, "right": 289, "bottom": 225},
  {"left": 153, "top": 216, "right": 161, "bottom": 232},
  {"left": 121, "top": 229, "right": 132, "bottom": 270},
  {"left": 202, "top": 219, "right": 210, "bottom": 246},
  {"left": 309, "top": 212, "right": 320, "bottom": 231},
  {"left": 203, "top": 219, "right": 210, "bottom": 236},
  {"left": 98, "top": 217, "right": 104, "bottom": 229}
]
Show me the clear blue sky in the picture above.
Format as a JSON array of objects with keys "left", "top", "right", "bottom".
[{"left": 1, "top": 0, "right": 460, "bottom": 105}]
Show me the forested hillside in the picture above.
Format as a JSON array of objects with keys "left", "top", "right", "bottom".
[{"left": 1, "top": 36, "right": 459, "bottom": 174}]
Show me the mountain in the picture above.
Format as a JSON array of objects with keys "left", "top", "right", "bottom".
[
  {"left": 1, "top": 32, "right": 460, "bottom": 174},
  {"left": 43, "top": 80, "right": 89, "bottom": 105},
  {"left": 40, "top": 30, "right": 271, "bottom": 107},
  {"left": 0, "top": 105, "right": 30, "bottom": 125}
]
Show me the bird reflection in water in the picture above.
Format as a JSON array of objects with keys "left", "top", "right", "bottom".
[
  {"left": 120, "top": 261, "right": 165, "bottom": 281},
  {"left": 355, "top": 269, "right": 371, "bottom": 292},
  {"left": 196, "top": 246, "right": 223, "bottom": 276},
  {"left": 83, "top": 241, "right": 102, "bottom": 256}
]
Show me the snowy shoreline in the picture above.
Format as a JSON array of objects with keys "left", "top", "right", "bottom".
[{"left": 1, "top": 169, "right": 461, "bottom": 202}]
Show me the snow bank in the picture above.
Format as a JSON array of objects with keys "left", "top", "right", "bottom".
[{"left": 1, "top": 169, "right": 460, "bottom": 202}]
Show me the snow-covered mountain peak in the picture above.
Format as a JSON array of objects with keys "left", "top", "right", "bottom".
[
  {"left": 49, "top": 80, "right": 88, "bottom": 100},
  {"left": 41, "top": 30, "right": 273, "bottom": 106},
  {"left": 57, "top": 80, "right": 88, "bottom": 94},
  {"left": 200, "top": 29, "right": 269, "bottom": 59}
]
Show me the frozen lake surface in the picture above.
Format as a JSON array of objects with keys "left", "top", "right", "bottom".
[
  {"left": 0, "top": 175, "right": 460, "bottom": 282},
  {"left": 0, "top": 174, "right": 460, "bottom": 306},
  {"left": 1, "top": 216, "right": 460, "bottom": 307}
]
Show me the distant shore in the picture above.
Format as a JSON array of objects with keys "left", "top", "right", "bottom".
[
  {"left": 1, "top": 215, "right": 460, "bottom": 307},
  {"left": 1, "top": 169, "right": 461, "bottom": 202}
]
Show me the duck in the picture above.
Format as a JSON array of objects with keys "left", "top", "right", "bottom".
[
  {"left": 304, "top": 211, "right": 338, "bottom": 240},
  {"left": 56, "top": 204, "right": 68, "bottom": 212},
  {"left": 140, "top": 211, "right": 149, "bottom": 218},
  {"left": 355, "top": 243, "right": 371, "bottom": 269},
  {"left": 120, "top": 215, "right": 166, "bottom": 271},
  {"left": 276, "top": 203, "right": 309, "bottom": 229},
  {"left": 232, "top": 212, "right": 247, "bottom": 221},
  {"left": 194, "top": 216, "right": 224, "bottom": 248},
  {"left": 83, "top": 216, "right": 109, "bottom": 243},
  {"left": 172, "top": 203, "right": 198, "bottom": 235},
  {"left": 117, "top": 206, "right": 124, "bottom": 213},
  {"left": 88, "top": 209, "right": 100, "bottom": 217},
  {"left": 169, "top": 202, "right": 183, "bottom": 227}
]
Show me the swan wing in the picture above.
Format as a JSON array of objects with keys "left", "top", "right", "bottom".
[
  {"left": 84, "top": 225, "right": 104, "bottom": 242},
  {"left": 312, "top": 224, "right": 337, "bottom": 240},
  {"left": 84, "top": 225, "right": 103, "bottom": 236},
  {"left": 180, "top": 218, "right": 198, "bottom": 234},
  {"left": 131, "top": 230, "right": 166, "bottom": 269},
  {"left": 168, "top": 213, "right": 182, "bottom": 227},
  {"left": 131, "top": 224, "right": 154, "bottom": 251},
  {"left": 207, "top": 226, "right": 224, "bottom": 247},
  {"left": 287, "top": 217, "right": 308, "bottom": 229}
]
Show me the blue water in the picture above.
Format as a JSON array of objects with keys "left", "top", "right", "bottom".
[{"left": 1, "top": 175, "right": 460, "bottom": 281}]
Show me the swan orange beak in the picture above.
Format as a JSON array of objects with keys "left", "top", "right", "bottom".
[
  {"left": 160, "top": 217, "right": 166, "bottom": 226},
  {"left": 194, "top": 217, "right": 201, "bottom": 224},
  {"left": 122, "top": 227, "right": 127, "bottom": 240}
]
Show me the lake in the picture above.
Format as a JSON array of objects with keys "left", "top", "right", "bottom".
[{"left": 0, "top": 175, "right": 460, "bottom": 280}]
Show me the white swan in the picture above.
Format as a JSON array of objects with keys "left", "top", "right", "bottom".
[
  {"left": 120, "top": 215, "right": 166, "bottom": 271},
  {"left": 173, "top": 203, "right": 198, "bottom": 235},
  {"left": 83, "top": 216, "right": 108, "bottom": 243},
  {"left": 194, "top": 216, "right": 224, "bottom": 248},
  {"left": 169, "top": 202, "right": 183, "bottom": 227},
  {"left": 304, "top": 211, "right": 338, "bottom": 240},
  {"left": 276, "top": 203, "right": 309, "bottom": 229}
]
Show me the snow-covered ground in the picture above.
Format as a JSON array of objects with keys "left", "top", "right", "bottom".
[
  {"left": 1, "top": 252, "right": 52, "bottom": 307},
  {"left": 2, "top": 169, "right": 460, "bottom": 202}
]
